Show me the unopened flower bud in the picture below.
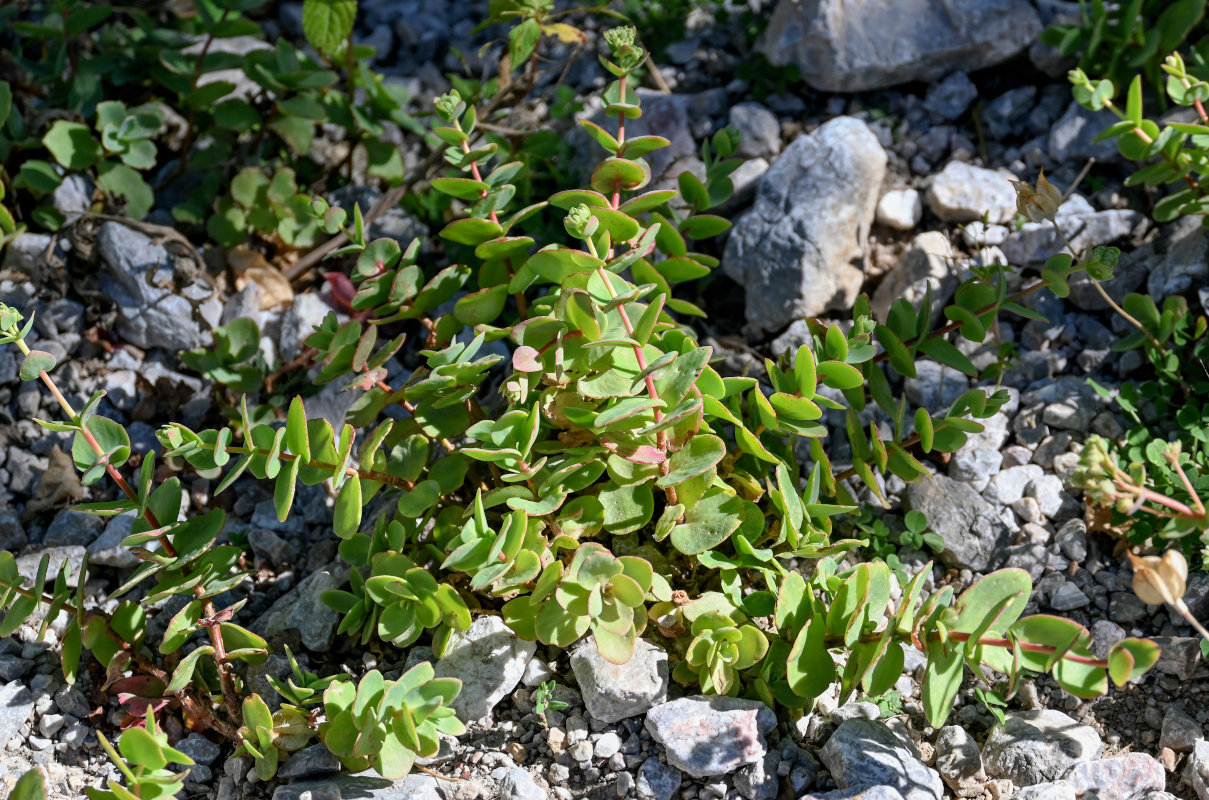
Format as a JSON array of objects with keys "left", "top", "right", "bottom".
[
  {"left": 434, "top": 90, "right": 463, "bottom": 122},
  {"left": 604, "top": 26, "right": 635, "bottom": 54},
  {"left": 564, "top": 204, "right": 597, "bottom": 239},
  {"left": 1129, "top": 550, "right": 1188, "bottom": 606},
  {"left": 0, "top": 303, "right": 21, "bottom": 331}
]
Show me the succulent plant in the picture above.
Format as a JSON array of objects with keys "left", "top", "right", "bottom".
[
  {"left": 675, "top": 611, "right": 769, "bottom": 696},
  {"left": 319, "top": 664, "right": 465, "bottom": 779},
  {"left": 504, "top": 542, "right": 656, "bottom": 663}
]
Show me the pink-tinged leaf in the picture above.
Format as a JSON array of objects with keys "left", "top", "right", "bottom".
[
  {"left": 344, "top": 367, "right": 388, "bottom": 392},
  {"left": 109, "top": 675, "right": 165, "bottom": 696},
  {"left": 322, "top": 272, "right": 356, "bottom": 310},
  {"left": 513, "top": 346, "right": 542, "bottom": 372},
  {"left": 602, "top": 439, "right": 665, "bottom": 464}
]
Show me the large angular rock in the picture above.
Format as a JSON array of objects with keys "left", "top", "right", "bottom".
[
  {"left": 644, "top": 696, "right": 776, "bottom": 778},
  {"left": 434, "top": 615, "right": 535, "bottom": 721},
  {"left": 802, "top": 790, "right": 908, "bottom": 800},
  {"left": 253, "top": 563, "right": 348, "bottom": 652},
  {"left": 820, "top": 719, "right": 943, "bottom": 800},
  {"left": 723, "top": 117, "right": 885, "bottom": 334},
  {"left": 0, "top": 681, "right": 34, "bottom": 750},
  {"left": 927, "top": 161, "right": 1018, "bottom": 224},
  {"left": 570, "top": 636, "right": 668, "bottom": 723},
  {"left": 1160, "top": 707, "right": 1203, "bottom": 753},
  {"left": 872, "top": 232, "right": 957, "bottom": 326},
  {"left": 982, "top": 709, "right": 1103, "bottom": 786},
  {"left": 1150, "top": 216, "right": 1209, "bottom": 301},
  {"left": 271, "top": 774, "right": 439, "bottom": 800},
  {"left": 96, "top": 222, "right": 211, "bottom": 351},
  {"left": 1001, "top": 194, "right": 1142, "bottom": 266},
  {"left": 905, "top": 473, "right": 1010, "bottom": 571},
  {"left": 1189, "top": 739, "right": 1209, "bottom": 800},
  {"left": 637, "top": 757, "right": 682, "bottom": 800},
  {"left": 758, "top": 0, "right": 1041, "bottom": 93},
  {"left": 934, "top": 725, "right": 987, "bottom": 798},
  {"left": 1065, "top": 753, "right": 1165, "bottom": 800}
]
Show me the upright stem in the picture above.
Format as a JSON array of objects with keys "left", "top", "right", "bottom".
[
  {"left": 590, "top": 71, "right": 678, "bottom": 506},
  {"left": 1048, "top": 219, "right": 1165, "bottom": 353},
  {"left": 460, "top": 132, "right": 528, "bottom": 318},
  {"left": 162, "top": 10, "right": 229, "bottom": 186},
  {"left": 1173, "top": 599, "right": 1209, "bottom": 641},
  {"left": 10, "top": 337, "right": 244, "bottom": 726}
]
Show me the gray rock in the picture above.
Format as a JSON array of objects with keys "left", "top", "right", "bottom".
[
  {"left": 1109, "top": 593, "right": 1147, "bottom": 625},
  {"left": 570, "top": 634, "right": 669, "bottom": 724},
  {"left": 758, "top": 0, "right": 1040, "bottom": 92},
  {"left": 16, "top": 546, "right": 86, "bottom": 587},
  {"left": 38, "top": 712, "right": 65, "bottom": 737},
  {"left": 934, "top": 725, "right": 986, "bottom": 797},
  {"left": 53, "top": 685, "right": 90, "bottom": 718},
  {"left": 1160, "top": 707, "right": 1203, "bottom": 753},
  {"left": 1022, "top": 377, "right": 1100, "bottom": 433},
  {"left": 644, "top": 696, "right": 776, "bottom": 778},
  {"left": 1064, "top": 753, "right": 1165, "bottom": 800},
  {"left": 877, "top": 189, "right": 923, "bottom": 231},
  {"left": 88, "top": 512, "right": 141, "bottom": 569},
  {"left": 254, "top": 562, "right": 348, "bottom": 652},
  {"left": 830, "top": 701, "right": 881, "bottom": 723},
  {"left": 982, "top": 86, "right": 1037, "bottom": 140},
  {"left": 1188, "top": 739, "right": 1209, "bottom": 800},
  {"left": 802, "top": 789, "right": 908, "bottom": 800},
  {"left": 729, "top": 103, "right": 781, "bottom": 160},
  {"left": 52, "top": 175, "right": 93, "bottom": 220},
  {"left": 0, "top": 511, "right": 28, "bottom": 551},
  {"left": 0, "top": 654, "right": 28, "bottom": 681},
  {"left": 734, "top": 751, "right": 779, "bottom": 800},
  {"left": 873, "top": 232, "right": 956, "bottom": 325},
  {"left": 1054, "top": 519, "right": 1088, "bottom": 563},
  {"left": 1089, "top": 620, "right": 1126, "bottom": 660},
  {"left": 982, "top": 709, "right": 1103, "bottom": 786},
  {"left": 1013, "top": 782, "right": 1077, "bottom": 800},
  {"left": 0, "top": 681, "right": 34, "bottom": 749},
  {"left": 96, "top": 222, "right": 210, "bottom": 351},
  {"left": 272, "top": 774, "right": 440, "bottom": 800},
  {"left": 1001, "top": 194, "right": 1142, "bottom": 266},
  {"left": 820, "top": 719, "right": 943, "bottom": 800},
  {"left": 1152, "top": 636, "right": 1204, "bottom": 680},
  {"left": 279, "top": 293, "right": 332, "bottom": 361},
  {"left": 435, "top": 615, "right": 535, "bottom": 722},
  {"left": 906, "top": 473, "right": 1010, "bottom": 571},
  {"left": 186, "top": 36, "right": 272, "bottom": 102},
  {"left": 904, "top": 360, "right": 969, "bottom": 410},
  {"left": 1048, "top": 102, "right": 1120, "bottom": 163},
  {"left": 43, "top": 509, "right": 104, "bottom": 547},
  {"left": 723, "top": 117, "right": 886, "bottom": 334},
  {"left": 248, "top": 529, "right": 294, "bottom": 569},
  {"left": 924, "top": 72, "right": 979, "bottom": 121},
  {"left": 927, "top": 161, "right": 1018, "bottom": 224},
  {"left": 176, "top": 733, "right": 221, "bottom": 765},
  {"left": 637, "top": 757, "right": 682, "bottom": 800},
  {"left": 1049, "top": 582, "right": 1091, "bottom": 611},
  {"left": 1150, "top": 216, "right": 1209, "bottom": 301},
  {"left": 499, "top": 768, "right": 545, "bottom": 800},
  {"left": 1186, "top": 572, "right": 1209, "bottom": 619},
  {"left": 949, "top": 448, "right": 1004, "bottom": 490},
  {"left": 2, "top": 233, "right": 54, "bottom": 274},
  {"left": 594, "top": 731, "right": 621, "bottom": 760},
  {"left": 278, "top": 744, "right": 341, "bottom": 779}
]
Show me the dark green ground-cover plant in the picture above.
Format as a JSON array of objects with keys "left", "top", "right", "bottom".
[
  {"left": 0, "top": 24, "right": 1165, "bottom": 795},
  {"left": 1042, "top": 0, "right": 1208, "bottom": 110},
  {"left": 1055, "top": 57, "right": 1209, "bottom": 566}
]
